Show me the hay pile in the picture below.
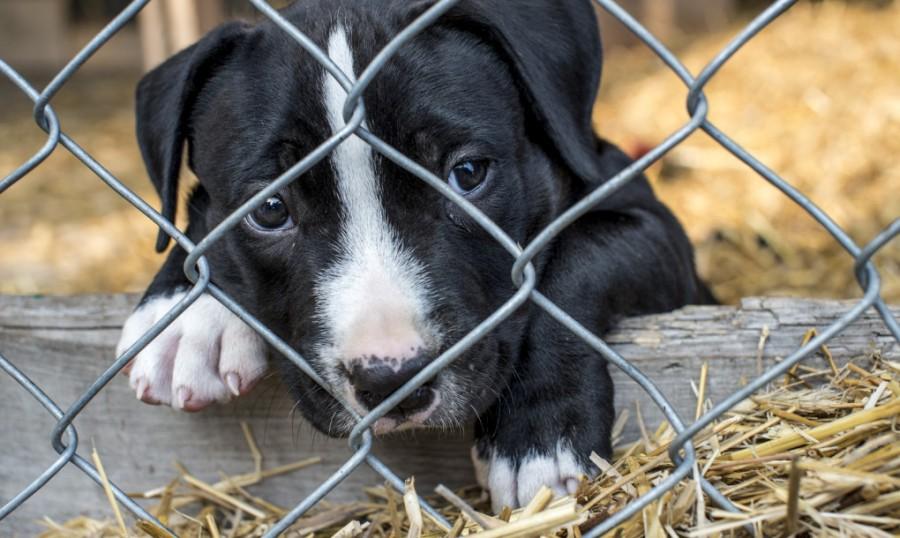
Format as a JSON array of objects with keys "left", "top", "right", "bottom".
[{"left": 39, "top": 354, "right": 900, "bottom": 537}]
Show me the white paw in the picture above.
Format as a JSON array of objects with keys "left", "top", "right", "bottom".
[
  {"left": 116, "top": 292, "right": 268, "bottom": 411},
  {"left": 486, "top": 443, "right": 589, "bottom": 513}
]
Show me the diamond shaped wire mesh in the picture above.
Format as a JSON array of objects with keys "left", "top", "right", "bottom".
[{"left": 1, "top": 0, "right": 898, "bottom": 536}]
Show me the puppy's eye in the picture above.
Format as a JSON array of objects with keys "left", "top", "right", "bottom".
[
  {"left": 448, "top": 159, "right": 490, "bottom": 194},
  {"left": 247, "top": 195, "right": 294, "bottom": 231}
]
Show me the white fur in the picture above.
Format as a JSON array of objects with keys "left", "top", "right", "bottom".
[
  {"left": 117, "top": 293, "right": 268, "bottom": 410},
  {"left": 487, "top": 454, "right": 518, "bottom": 513},
  {"left": 315, "top": 25, "right": 437, "bottom": 367},
  {"left": 486, "top": 442, "right": 589, "bottom": 513}
]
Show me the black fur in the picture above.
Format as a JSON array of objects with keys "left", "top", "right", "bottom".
[{"left": 135, "top": 0, "right": 712, "bottom": 488}]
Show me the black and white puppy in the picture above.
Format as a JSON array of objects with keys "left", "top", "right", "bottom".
[{"left": 117, "top": 0, "right": 711, "bottom": 511}]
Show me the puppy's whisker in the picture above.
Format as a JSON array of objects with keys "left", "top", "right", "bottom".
[{"left": 470, "top": 404, "right": 485, "bottom": 431}]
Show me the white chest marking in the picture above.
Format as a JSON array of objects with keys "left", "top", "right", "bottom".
[{"left": 316, "top": 25, "right": 436, "bottom": 367}]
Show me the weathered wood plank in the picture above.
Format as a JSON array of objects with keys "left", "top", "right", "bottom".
[{"left": 1, "top": 295, "right": 897, "bottom": 534}]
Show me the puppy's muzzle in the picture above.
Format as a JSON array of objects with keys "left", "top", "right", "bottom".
[{"left": 347, "top": 355, "right": 435, "bottom": 415}]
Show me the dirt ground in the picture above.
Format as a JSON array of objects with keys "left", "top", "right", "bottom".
[{"left": 1, "top": 1, "right": 898, "bottom": 304}]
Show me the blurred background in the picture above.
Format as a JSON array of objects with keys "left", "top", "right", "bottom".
[{"left": 0, "top": 0, "right": 897, "bottom": 304}]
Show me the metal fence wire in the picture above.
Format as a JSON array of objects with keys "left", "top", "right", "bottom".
[{"left": 1, "top": 0, "right": 899, "bottom": 536}]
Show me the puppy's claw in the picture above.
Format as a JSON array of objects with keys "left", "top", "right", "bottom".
[
  {"left": 134, "top": 377, "right": 157, "bottom": 404},
  {"left": 175, "top": 385, "right": 217, "bottom": 412},
  {"left": 176, "top": 386, "right": 192, "bottom": 410},
  {"left": 134, "top": 377, "right": 145, "bottom": 398},
  {"left": 225, "top": 372, "right": 242, "bottom": 397}
]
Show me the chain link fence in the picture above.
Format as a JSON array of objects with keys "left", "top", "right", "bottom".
[{"left": 1, "top": 0, "right": 898, "bottom": 536}]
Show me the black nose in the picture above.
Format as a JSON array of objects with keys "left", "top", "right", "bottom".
[{"left": 348, "top": 356, "right": 434, "bottom": 414}]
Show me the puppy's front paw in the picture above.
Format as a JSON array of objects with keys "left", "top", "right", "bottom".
[
  {"left": 116, "top": 292, "right": 268, "bottom": 411},
  {"left": 479, "top": 442, "right": 591, "bottom": 513}
]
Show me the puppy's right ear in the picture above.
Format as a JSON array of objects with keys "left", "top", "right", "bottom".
[{"left": 135, "top": 21, "right": 249, "bottom": 252}]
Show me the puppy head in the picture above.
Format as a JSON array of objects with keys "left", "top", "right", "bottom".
[{"left": 135, "top": 0, "right": 605, "bottom": 435}]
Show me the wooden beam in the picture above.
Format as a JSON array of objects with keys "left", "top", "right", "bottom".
[
  {"left": 162, "top": 0, "right": 201, "bottom": 53},
  {"left": 137, "top": 0, "right": 167, "bottom": 71},
  {"left": 1, "top": 295, "right": 896, "bottom": 533}
]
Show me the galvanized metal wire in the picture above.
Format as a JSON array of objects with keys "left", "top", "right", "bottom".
[{"left": 1, "top": 0, "right": 898, "bottom": 536}]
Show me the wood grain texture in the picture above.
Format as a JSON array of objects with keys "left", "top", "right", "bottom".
[{"left": 1, "top": 294, "right": 897, "bottom": 535}]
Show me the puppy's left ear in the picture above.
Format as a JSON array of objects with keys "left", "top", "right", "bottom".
[
  {"left": 135, "top": 21, "right": 250, "bottom": 252},
  {"left": 440, "top": 0, "right": 604, "bottom": 184}
]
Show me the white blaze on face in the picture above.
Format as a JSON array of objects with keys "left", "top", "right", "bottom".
[{"left": 316, "top": 25, "right": 435, "bottom": 367}]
